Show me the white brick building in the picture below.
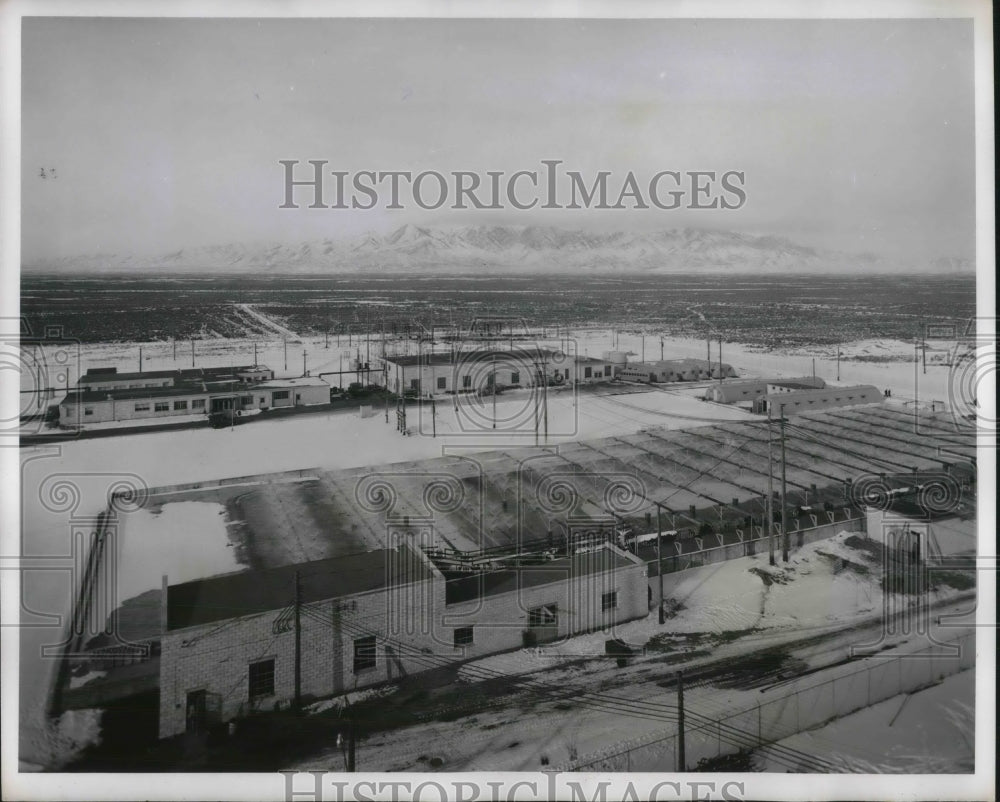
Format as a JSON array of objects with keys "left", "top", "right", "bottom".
[{"left": 158, "top": 541, "right": 646, "bottom": 738}]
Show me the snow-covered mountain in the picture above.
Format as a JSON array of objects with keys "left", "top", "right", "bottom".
[{"left": 25, "top": 225, "right": 974, "bottom": 275}]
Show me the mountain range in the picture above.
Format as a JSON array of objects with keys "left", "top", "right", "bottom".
[{"left": 24, "top": 225, "right": 974, "bottom": 275}]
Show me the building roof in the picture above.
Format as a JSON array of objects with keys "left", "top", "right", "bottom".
[
  {"left": 80, "top": 369, "right": 180, "bottom": 383},
  {"left": 166, "top": 544, "right": 435, "bottom": 631},
  {"left": 444, "top": 544, "right": 643, "bottom": 605},
  {"left": 62, "top": 385, "right": 208, "bottom": 404},
  {"left": 574, "top": 356, "right": 610, "bottom": 365},
  {"left": 384, "top": 348, "right": 562, "bottom": 368},
  {"left": 255, "top": 377, "right": 331, "bottom": 389}
]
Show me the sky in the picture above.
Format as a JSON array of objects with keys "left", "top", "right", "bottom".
[{"left": 21, "top": 17, "right": 976, "bottom": 264}]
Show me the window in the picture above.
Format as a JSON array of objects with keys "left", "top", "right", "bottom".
[
  {"left": 173, "top": 400, "right": 188, "bottom": 411},
  {"left": 453, "top": 627, "right": 474, "bottom": 647},
  {"left": 604, "top": 366, "right": 611, "bottom": 376},
  {"left": 437, "top": 376, "right": 446, "bottom": 390},
  {"left": 462, "top": 375, "right": 472, "bottom": 388},
  {"left": 584, "top": 367, "right": 592, "bottom": 378},
  {"left": 601, "top": 591, "right": 618, "bottom": 611},
  {"left": 134, "top": 402, "right": 150, "bottom": 412},
  {"left": 154, "top": 402, "right": 169, "bottom": 412},
  {"left": 410, "top": 379, "right": 419, "bottom": 391},
  {"left": 191, "top": 399, "right": 206, "bottom": 409},
  {"left": 272, "top": 390, "right": 290, "bottom": 400},
  {"left": 511, "top": 371, "right": 520, "bottom": 384},
  {"left": 528, "top": 604, "right": 558, "bottom": 628},
  {"left": 241, "top": 395, "right": 253, "bottom": 406},
  {"left": 248, "top": 659, "right": 275, "bottom": 700},
  {"left": 353, "top": 635, "right": 377, "bottom": 672},
  {"left": 84, "top": 407, "right": 94, "bottom": 416}
]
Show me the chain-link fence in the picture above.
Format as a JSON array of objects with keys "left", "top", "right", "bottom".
[{"left": 564, "top": 629, "right": 974, "bottom": 772}]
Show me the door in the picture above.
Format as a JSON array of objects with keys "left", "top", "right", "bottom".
[{"left": 185, "top": 689, "right": 207, "bottom": 734}]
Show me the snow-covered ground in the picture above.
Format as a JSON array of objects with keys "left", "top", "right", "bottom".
[
  {"left": 15, "top": 326, "right": 980, "bottom": 771},
  {"left": 759, "top": 668, "right": 975, "bottom": 773},
  {"left": 116, "top": 502, "right": 240, "bottom": 601},
  {"left": 454, "top": 530, "right": 971, "bottom": 681},
  {"left": 298, "top": 525, "right": 976, "bottom": 772}
]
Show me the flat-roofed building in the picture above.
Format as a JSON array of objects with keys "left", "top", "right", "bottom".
[
  {"left": 621, "top": 358, "right": 736, "bottom": 384},
  {"left": 157, "top": 541, "right": 647, "bottom": 738}
]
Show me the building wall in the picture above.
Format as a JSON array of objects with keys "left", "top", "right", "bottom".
[
  {"left": 159, "top": 577, "right": 447, "bottom": 739},
  {"left": 61, "top": 392, "right": 209, "bottom": 425},
  {"left": 706, "top": 376, "right": 825, "bottom": 404},
  {"left": 444, "top": 559, "right": 648, "bottom": 657},
  {"left": 763, "top": 385, "right": 882, "bottom": 414},
  {"left": 158, "top": 550, "right": 648, "bottom": 739},
  {"left": 387, "top": 357, "right": 566, "bottom": 396}
]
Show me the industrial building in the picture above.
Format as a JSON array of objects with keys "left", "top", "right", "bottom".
[
  {"left": 379, "top": 348, "right": 615, "bottom": 397},
  {"left": 158, "top": 540, "right": 647, "bottom": 738},
  {"left": 753, "top": 384, "right": 882, "bottom": 415},
  {"left": 619, "top": 358, "right": 736, "bottom": 383},
  {"left": 705, "top": 376, "right": 825, "bottom": 404},
  {"left": 58, "top": 365, "right": 329, "bottom": 425}
]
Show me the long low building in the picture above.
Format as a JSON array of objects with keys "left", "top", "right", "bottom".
[
  {"left": 620, "top": 358, "right": 736, "bottom": 383},
  {"left": 158, "top": 541, "right": 647, "bottom": 738},
  {"left": 59, "top": 365, "right": 329, "bottom": 425},
  {"left": 754, "top": 384, "right": 883, "bottom": 415},
  {"left": 705, "top": 376, "right": 825, "bottom": 404},
  {"left": 378, "top": 348, "right": 615, "bottom": 396}
]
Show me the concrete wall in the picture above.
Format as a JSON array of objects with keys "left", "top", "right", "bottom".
[
  {"left": 445, "top": 559, "right": 648, "bottom": 657},
  {"left": 158, "top": 551, "right": 648, "bottom": 738},
  {"left": 159, "top": 577, "right": 446, "bottom": 739}
]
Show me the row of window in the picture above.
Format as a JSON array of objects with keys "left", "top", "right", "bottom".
[{"left": 133, "top": 398, "right": 206, "bottom": 412}]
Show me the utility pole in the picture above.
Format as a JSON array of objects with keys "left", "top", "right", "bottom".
[
  {"left": 284, "top": 338, "right": 288, "bottom": 371},
  {"left": 492, "top": 352, "right": 497, "bottom": 429},
  {"left": 191, "top": 340, "right": 195, "bottom": 367},
  {"left": 347, "top": 709, "right": 356, "bottom": 771},
  {"left": 542, "top": 357, "right": 549, "bottom": 443},
  {"left": 325, "top": 329, "right": 329, "bottom": 349},
  {"left": 641, "top": 335, "right": 645, "bottom": 362},
  {"left": 767, "top": 410, "right": 775, "bottom": 566},
  {"left": 656, "top": 503, "right": 665, "bottom": 624},
  {"left": 780, "top": 404, "right": 789, "bottom": 562},
  {"left": 302, "top": 349, "right": 307, "bottom": 377},
  {"left": 660, "top": 337, "right": 664, "bottom": 361},
  {"left": 707, "top": 335, "right": 711, "bottom": 368},
  {"left": 718, "top": 337, "right": 723, "bottom": 385},
  {"left": 837, "top": 346, "right": 841, "bottom": 381},
  {"left": 253, "top": 342, "right": 258, "bottom": 367},
  {"left": 384, "top": 363, "right": 389, "bottom": 423},
  {"left": 534, "top": 361, "right": 540, "bottom": 447},
  {"left": 293, "top": 571, "right": 301, "bottom": 712},
  {"left": 812, "top": 358, "right": 816, "bottom": 380},
  {"left": 922, "top": 338, "right": 927, "bottom": 374},
  {"left": 139, "top": 346, "right": 143, "bottom": 372},
  {"left": 677, "top": 671, "right": 686, "bottom": 771},
  {"left": 173, "top": 339, "right": 177, "bottom": 361},
  {"left": 431, "top": 396, "right": 436, "bottom": 438}
]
